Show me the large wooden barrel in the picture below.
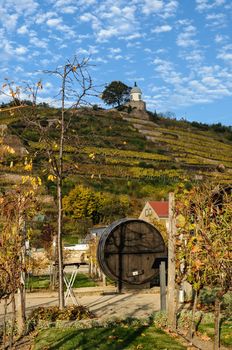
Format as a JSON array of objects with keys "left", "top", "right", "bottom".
[{"left": 97, "top": 218, "right": 167, "bottom": 285}]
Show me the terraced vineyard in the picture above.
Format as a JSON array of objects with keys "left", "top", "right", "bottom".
[
  {"left": 122, "top": 114, "right": 232, "bottom": 184},
  {"left": 1, "top": 108, "right": 232, "bottom": 204}
]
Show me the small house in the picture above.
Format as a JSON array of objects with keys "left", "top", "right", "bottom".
[{"left": 139, "top": 200, "right": 169, "bottom": 229}]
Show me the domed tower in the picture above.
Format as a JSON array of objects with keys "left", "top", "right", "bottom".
[
  {"left": 127, "top": 82, "right": 146, "bottom": 111},
  {"left": 130, "top": 82, "right": 142, "bottom": 101}
]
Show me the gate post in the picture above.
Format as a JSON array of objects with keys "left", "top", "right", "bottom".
[
  {"left": 167, "top": 192, "right": 177, "bottom": 329},
  {"left": 159, "top": 261, "right": 166, "bottom": 311}
]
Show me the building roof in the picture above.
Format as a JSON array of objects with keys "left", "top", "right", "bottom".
[
  {"left": 148, "top": 201, "right": 169, "bottom": 218},
  {"left": 131, "top": 82, "right": 142, "bottom": 94}
]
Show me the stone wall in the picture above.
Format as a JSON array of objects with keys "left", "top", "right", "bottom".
[{"left": 126, "top": 100, "right": 146, "bottom": 111}]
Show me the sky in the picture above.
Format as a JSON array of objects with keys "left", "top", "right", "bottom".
[{"left": 0, "top": 0, "right": 232, "bottom": 126}]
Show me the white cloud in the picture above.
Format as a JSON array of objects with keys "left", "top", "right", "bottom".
[
  {"left": 215, "top": 34, "right": 228, "bottom": 43},
  {"left": 45, "top": 16, "right": 76, "bottom": 37},
  {"left": 182, "top": 50, "right": 204, "bottom": 63},
  {"left": 152, "top": 56, "right": 232, "bottom": 109},
  {"left": 217, "top": 52, "right": 232, "bottom": 62},
  {"left": 142, "top": 0, "right": 163, "bottom": 15},
  {"left": 205, "top": 12, "right": 227, "bottom": 28},
  {"left": 29, "top": 36, "right": 48, "bottom": 48},
  {"left": 202, "top": 76, "right": 220, "bottom": 86},
  {"left": 217, "top": 44, "right": 232, "bottom": 63},
  {"left": 47, "top": 18, "right": 63, "bottom": 27},
  {"left": 109, "top": 48, "right": 121, "bottom": 53},
  {"left": 4, "top": 0, "right": 38, "bottom": 15},
  {"left": 176, "top": 25, "right": 198, "bottom": 47},
  {"left": 152, "top": 25, "right": 172, "bottom": 33},
  {"left": 196, "top": 0, "right": 226, "bottom": 12},
  {"left": 125, "top": 33, "right": 143, "bottom": 40},
  {"left": 15, "top": 46, "right": 28, "bottom": 55},
  {"left": 35, "top": 12, "right": 55, "bottom": 25},
  {"left": 142, "top": 0, "right": 178, "bottom": 18},
  {"left": 0, "top": 11, "right": 18, "bottom": 31},
  {"left": 17, "top": 25, "right": 28, "bottom": 35}
]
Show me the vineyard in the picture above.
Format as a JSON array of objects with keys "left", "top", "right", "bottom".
[{"left": 0, "top": 107, "right": 232, "bottom": 206}]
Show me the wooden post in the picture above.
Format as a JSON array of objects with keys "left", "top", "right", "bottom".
[
  {"left": 167, "top": 192, "right": 177, "bottom": 329},
  {"left": 102, "top": 273, "right": 106, "bottom": 287},
  {"left": 159, "top": 261, "right": 166, "bottom": 311}
]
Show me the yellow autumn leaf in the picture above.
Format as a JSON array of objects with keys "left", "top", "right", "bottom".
[
  {"left": 48, "top": 174, "right": 56, "bottom": 182},
  {"left": 89, "top": 153, "right": 95, "bottom": 159},
  {"left": 37, "top": 177, "right": 42, "bottom": 186},
  {"left": 24, "top": 162, "right": 33, "bottom": 171},
  {"left": 176, "top": 214, "right": 185, "bottom": 227},
  {"left": 2, "top": 145, "right": 14, "bottom": 154}
]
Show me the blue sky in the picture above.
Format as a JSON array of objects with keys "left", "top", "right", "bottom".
[{"left": 0, "top": 0, "right": 232, "bottom": 125}]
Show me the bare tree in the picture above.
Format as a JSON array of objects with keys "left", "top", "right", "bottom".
[
  {"left": 43, "top": 57, "right": 93, "bottom": 308},
  {"left": 1, "top": 57, "right": 94, "bottom": 309}
]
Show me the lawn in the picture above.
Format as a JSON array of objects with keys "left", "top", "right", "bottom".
[
  {"left": 198, "top": 319, "right": 232, "bottom": 348},
  {"left": 33, "top": 324, "right": 187, "bottom": 350},
  {"left": 26, "top": 273, "right": 97, "bottom": 290}
]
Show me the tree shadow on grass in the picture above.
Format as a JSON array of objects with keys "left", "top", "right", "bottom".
[{"left": 46, "top": 325, "right": 148, "bottom": 350}]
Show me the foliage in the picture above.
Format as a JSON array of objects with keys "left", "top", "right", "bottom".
[
  {"left": 175, "top": 183, "right": 232, "bottom": 293},
  {"left": 175, "top": 182, "right": 232, "bottom": 348},
  {"left": 0, "top": 177, "right": 40, "bottom": 300},
  {"left": 28, "top": 305, "right": 95, "bottom": 331},
  {"left": 199, "top": 289, "right": 232, "bottom": 315},
  {"left": 63, "top": 184, "right": 130, "bottom": 225},
  {"left": 101, "top": 81, "right": 131, "bottom": 107}
]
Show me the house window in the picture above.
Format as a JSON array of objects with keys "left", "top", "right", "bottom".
[
  {"left": 138, "top": 94, "right": 141, "bottom": 100},
  {"left": 145, "top": 208, "right": 152, "bottom": 216}
]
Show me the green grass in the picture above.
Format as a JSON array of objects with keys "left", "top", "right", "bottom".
[
  {"left": 63, "top": 235, "right": 80, "bottom": 245},
  {"left": 26, "top": 273, "right": 97, "bottom": 290},
  {"left": 26, "top": 275, "right": 50, "bottom": 290},
  {"left": 198, "top": 319, "right": 232, "bottom": 347},
  {"left": 33, "top": 324, "right": 186, "bottom": 350}
]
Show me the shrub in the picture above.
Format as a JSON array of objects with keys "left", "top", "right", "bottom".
[
  {"left": 27, "top": 305, "right": 95, "bottom": 332},
  {"left": 199, "top": 289, "right": 232, "bottom": 315}
]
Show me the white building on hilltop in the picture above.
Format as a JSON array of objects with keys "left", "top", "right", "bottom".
[{"left": 126, "top": 82, "right": 146, "bottom": 111}]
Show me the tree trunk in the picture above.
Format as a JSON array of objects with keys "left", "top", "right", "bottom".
[
  {"left": 214, "top": 298, "right": 221, "bottom": 350},
  {"left": 57, "top": 65, "right": 67, "bottom": 309},
  {"left": 189, "top": 290, "right": 198, "bottom": 343},
  {"left": 17, "top": 282, "right": 26, "bottom": 335},
  {"left": 57, "top": 175, "right": 64, "bottom": 309},
  {"left": 9, "top": 294, "right": 16, "bottom": 349},
  {"left": 3, "top": 298, "right": 8, "bottom": 349}
]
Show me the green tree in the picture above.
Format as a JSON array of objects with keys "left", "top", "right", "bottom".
[
  {"left": 101, "top": 81, "right": 131, "bottom": 107},
  {"left": 63, "top": 185, "right": 130, "bottom": 228},
  {"left": 63, "top": 185, "right": 101, "bottom": 224}
]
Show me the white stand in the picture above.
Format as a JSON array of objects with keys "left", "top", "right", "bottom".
[{"left": 64, "top": 266, "right": 79, "bottom": 305}]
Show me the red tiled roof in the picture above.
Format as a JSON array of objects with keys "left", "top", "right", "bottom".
[{"left": 148, "top": 201, "right": 169, "bottom": 217}]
